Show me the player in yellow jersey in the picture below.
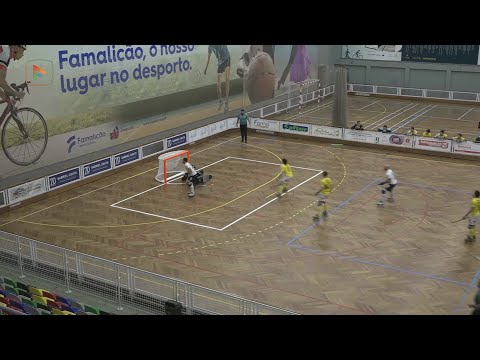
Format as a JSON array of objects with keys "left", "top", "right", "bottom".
[
  {"left": 313, "top": 171, "right": 332, "bottom": 224},
  {"left": 462, "top": 190, "right": 480, "bottom": 243},
  {"left": 277, "top": 158, "right": 294, "bottom": 198}
]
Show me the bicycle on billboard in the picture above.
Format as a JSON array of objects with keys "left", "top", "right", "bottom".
[{"left": 0, "top": 81, "right": 48, "bottom": 166}]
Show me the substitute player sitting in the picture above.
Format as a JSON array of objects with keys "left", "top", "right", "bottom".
[
  {"left": 377, "top": 165, "right": 397, "bottom": 207},
  {"left": 462, "top": 190, "right": 480, "bottom": 243},
  {"left": 277, "top": 158, "right": 294, "bottom": 198},
  {"left": 313, "top": 171, "right": 332, "bottom": 224}
]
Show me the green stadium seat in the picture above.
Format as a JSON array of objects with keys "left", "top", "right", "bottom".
[
  {"left": 3, "top": 278, "right": 16, "bottom": 288},
  {"left": 17, "top": 289, "right": 30, "bottom": 298},
  {"left": 84, "top": 305, "right": 100, "bottom": 315},
  {"left": 15, "top": 282, "right": 29, "bottom": 293},
  {"left": 19, "top": 296, "right": 35, "bottom": 307}
]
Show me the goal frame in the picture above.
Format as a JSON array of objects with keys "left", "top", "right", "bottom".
[{"left": 159, "top": 149, "right": 190, "bottom": 187}]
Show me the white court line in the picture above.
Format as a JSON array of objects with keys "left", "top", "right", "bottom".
[
  {"left": 351, "top": 108, "right": 384, "bottom": 114},
  {"left": 292, "top": 115, "right": 332, "bottom": 120},
  {"left": 357, "top": 100, "right": 381, "bottom": 110},
  {"left": 364, "top": 103, "right": 417, "bottom": 130},
  {"left": 414, "top": 115, "right": 478, "bottom": 122},
  {"left": 228, "top": 156, "right": 323, "bottom": 172},
  {"left": 112, "top": 157, "right": 230, "bottom": 206},
  {"left": 112, "top": 156, "right": 322, "bottom": 231},
  {"left": 111, "top": 204, "right": 223, "bottom": 231},
  {"left": 457, "top": 108, "right": 473, "bottom": 120},
  {"left": 0, "top": 136, "right": 240, "bottom": 229},
  {"left": 364, "top": 103, "right": 418, "bottom": 130},
  {"left": 390, "top": 105, "right": 436, "bottom": 131},
  {"left": 219, "top": 171, "right": 324, "bottom": 230},
  {"left": 283, "top": 100, "right": 334, "bottom": 121}
]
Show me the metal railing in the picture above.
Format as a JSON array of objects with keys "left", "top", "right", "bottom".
[
  {"left": 0, "top": 230, "right": 299, "bottom": 315},
  {"left": 348, "top": 83, "right": 480, "bottom": 102}
]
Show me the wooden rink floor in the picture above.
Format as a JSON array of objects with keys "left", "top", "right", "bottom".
[
  {"left": 271, "top": 94, "right": 480, "bottom": 140},
  {"left": 1, "top": 95, "right": 480, "bottom": 314}
]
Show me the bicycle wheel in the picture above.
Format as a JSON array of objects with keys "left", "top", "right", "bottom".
[{"left": 1, "top": 107, "right": 48, "bottom": 166}]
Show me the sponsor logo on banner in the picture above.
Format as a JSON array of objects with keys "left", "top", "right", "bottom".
[
  {"left": 344, "top": 129, "right": 377, "bottom": 143},
  {"left": 0, "top": 190, "right": 6, "bottom": 208},
  {"left": 342, "top": 45, "right": 402, "bottom": 62},
  {"left": 280, "top": 122, "right": 310, "bottom": 134},
  {"left": 83, "top": 157, "right": 112, "bottom": 178},
  {"left": 378, "top": 133, "right": 412, "bottom": 148},
  {"left": 311, "top": 125, "right": 342, "bottom": 139},
  {"left": 189, "top": 126, "right": 209, "bottom": 143},
  {"left": 66, "top": 130, "right": 111, "bottom": 153},
  {"left": 48, "top": 168, "right": 81, "bottom": 190},
  {"left": 110, "top": 126, "right": 120, "bottom": 140},
  {"left": 114, "top": 149, "right": 140, "bottom": 168},
  {"left": 166, "top": 133, "right": 187, "bottom": 149},
  {"left": 252, "top": 118, "right": 279, "bottom": 132},
  {"left": 209, "top": 120, "right": 227, "bottom": 135},
  {"left": 417, "top": 138, "right": 450, "bottom": 150},
  {"left": 25, "top": 59, "right": 54, "bottom": 86},
  {"left": 453, "top": 142, "right": 480, "bottom": 156},
  {"left": 227, "top": 117, "right": 238, "bottom": 129},
  {"left": 8, "top": 178, "right": 46, "bottom": 204}
]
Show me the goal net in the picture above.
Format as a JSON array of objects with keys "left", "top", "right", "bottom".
[{"left": 154, "top": 150, "right": 191, "bottom": 185}]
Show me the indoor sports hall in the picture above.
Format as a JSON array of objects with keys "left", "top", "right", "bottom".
[{"left": 0, "top": 45, "right": 479, "bottom": 315}]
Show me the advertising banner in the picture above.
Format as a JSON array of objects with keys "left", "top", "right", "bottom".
[
  {"left": 114, "top": 149, "right": 141, "bottom": 168},
  {"left": 342, "top": 45, "right": 480, "bottom": 65},
  {"left": 251, "top": 118, "right": 280, "bottom": 132},
  {"left": 342, "top": 45, "right": 402, "bottom": 61},
  {"left": 377, "top": 133, "right": 414, "bottom": 148},
  {"left": 402, "top": 45, "right": 479, "bottom": 65},
  {"left": 1, "top": 45, "right": 322, "bottom": 181},
  {"left": 279, "top": 122, "right": 311, "bottom": 135},
  {"left": 343, "top": 129, "right": 378, "bottom": 144},
  {"left": 48, "top": 168, "right": 81, "bottom": 190},
  {"left": 311, "top": 125, "right": 343, "bottom": 139},
  {"left": 7, "top": 178, "right": 47, "bottom": 204},
  {"left": 227, "top": 117, "right": 239, "bottom": 130},
  {"left": 452, "top": 141, "right": 480, "bottom": 156},
  {"left": 166, "top": 133, "right": 188, "bottom": 150},
  {"left": 209, "top": 120, "right": 228, "bottom": 136},
  {"left": 415, "top": 137, "right": 452, "bottom": 152},
  {"left": 83, "top": 157, "right": 112, "bottom": 178},
  {"left": 189, "top": 126, "right": 210, "bottom": 143}
]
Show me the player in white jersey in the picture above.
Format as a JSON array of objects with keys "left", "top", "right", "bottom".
[
  {"left": 183, "top": 158, "right": 198, "bottom": 198},
  {"left": 377, "top": 166, "right": 397, "bottom": 207},
  {"left": 182, "top": 158, "right": 212, "bottom": 198}
]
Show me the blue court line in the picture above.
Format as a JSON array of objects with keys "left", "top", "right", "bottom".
[
  {"left": 287, "top": 179, "right": 379, "bottom": 247},
  {"left": 454, "top": 269, "right": 480, "bottom": 313},
  {"left": 286, "top": 178, "right": 471, "bottom": 288}
]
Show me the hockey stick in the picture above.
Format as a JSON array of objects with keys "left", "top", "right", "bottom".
[{"left": 451, "top": 217, "right": 467, "bottom": 224}]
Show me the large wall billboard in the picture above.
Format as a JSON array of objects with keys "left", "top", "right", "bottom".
[{"left": 0, "top": 45, "right": 320, "bottom": 183}]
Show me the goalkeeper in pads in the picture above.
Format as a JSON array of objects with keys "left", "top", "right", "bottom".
[
  {"left": 313, "top": 171, "right": 332, "bottom": 224},
  {"left": 182, "top": 158, "right": 212, "bottom": 198}
]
